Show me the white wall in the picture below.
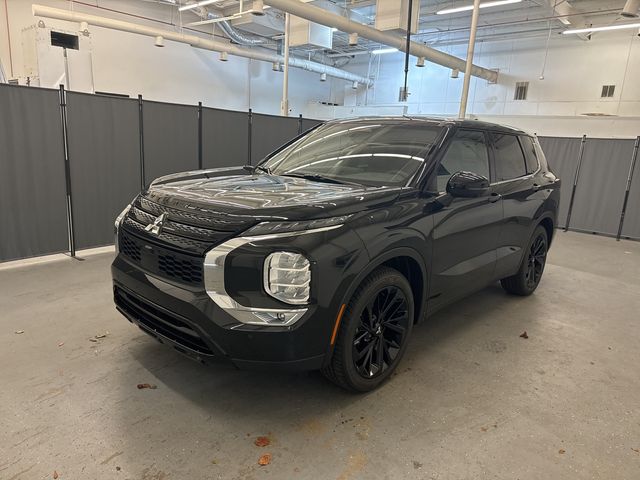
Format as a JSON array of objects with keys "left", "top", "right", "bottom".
[
  {"left": 313, "top": 31, "right": 640, "bottom": 138},
  {"left": 2, "top": 1, "right": 640, "bottom": 137},
  {"left": 0, "top": 0, "right": 337, "bottom": 115}
]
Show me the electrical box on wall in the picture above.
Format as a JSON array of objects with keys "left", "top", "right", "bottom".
[
  {"left": 289, "top": 16, "right": 333, "bottom": 49},
  {"left": 375, "top": 0, "right": 420, "bottom": 34},
  {"left": 21, "top": 23, "right": 94, "bottom": 92}
]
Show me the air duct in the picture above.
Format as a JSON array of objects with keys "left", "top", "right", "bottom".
[
  {"left": 622, "top": 0, "right": 640, "bottom": 18},
  {"left": 262, "top": 0, "right": 498, "bottom": 82},
  {"left": 32, "top": 4, "right": 373, "bottom": 86}
]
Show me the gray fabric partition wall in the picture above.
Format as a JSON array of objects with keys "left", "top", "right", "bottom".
[
  {"left": 251, "top": 113, "right": 300, "bottom": 164},
  {"left": 568, "top": 138, "right": 635, "bottom": 236},
  {"left": 66, "top": 92, "right": 142, "bottom": 249},
  {"left": 622, "top": 159, "right": 640, "bottom": 240},
  {"left": 202, "top": 107, "right": 249, "bottom": 168},
  {"left": 301, "top": 118, "right": 323, "bottom": 133},
  {"left": 143, "top": 101, "right": 198, "bottom": 184},
  {"left": 538, "top": 136, "right": 583, "bottom": 229},
  {"left": 0, "top": 85, "right": 69, "bottom": 261}
]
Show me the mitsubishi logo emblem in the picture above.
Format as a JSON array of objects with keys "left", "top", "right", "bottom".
[{"left": 144, "top": 213, "right": 167, "bottom": 236}]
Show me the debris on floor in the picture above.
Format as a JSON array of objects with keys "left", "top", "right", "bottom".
[
  {"left": 258, "top": 454, "right": 271, "bottom": 466},
  {"left": 137, "top": 383, "right": 157, "bottom": 390},
  {"left": 559, "top": 449, "right": 566, "bottom": 454},
  {"left": 254, "top": 436, "right": 270, "bottom": 447},
  {"left": 58, "top": 342, "right": 64, "bottom": 347},
  {"left": 520, "top": 331, "right": 529, "bottom": 339},
  {"left": 15, "top": 330, "right": 24, "bottom": 334},
  {"left": 53, "top": 470, "right": 59, "bottom": 479}
]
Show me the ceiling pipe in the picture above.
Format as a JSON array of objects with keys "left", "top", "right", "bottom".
[
  {"left": 31, "top": 4, "right": 373, "bottom": 86},
  {"left": 262, "top": 0, "right": 498, "bottom": 82},
  {"left": 622, "top": 0, "right": 640, "bottom": 17}
]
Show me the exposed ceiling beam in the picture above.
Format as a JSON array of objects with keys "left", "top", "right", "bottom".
[
  {"left": 31, "top": 4, "right": 373, "bottom": 86},
  {"left": 546, "top": 0, "right": 591, "bottom": 40},
  {"left": 261, "top": 0, "right": 499, "bottom": 82}
]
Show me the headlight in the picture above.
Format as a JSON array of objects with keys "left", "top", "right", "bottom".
[
  {"left": 114, "top": 203, "right": 133, "bottom": 252},
  {"left": 264, "top": 252, "right": 311, "bottom": 305},
  {"left": 245, "top": 215, "right": 351, "bottom": 237}
]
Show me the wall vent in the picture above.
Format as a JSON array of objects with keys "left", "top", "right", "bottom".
[
  {"left": 601, "top": 85, "right": 615, "bottom": 98},
  {"left": 514, "top": 81, "right": 529, "bottom": 101}
]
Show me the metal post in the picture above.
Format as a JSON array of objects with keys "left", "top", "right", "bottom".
[
  {"left": 400, "top": 0, "right": 413, "bottom": 102},
  {"left": 280, "top": 12, "right": 290, "bottom": 117},
  {"left": 138, "top": 94, "right": 146, "bottom": 190},
  {"left": 197, "top": 101, "right": 203, "bottom": 170},
  {"left": 564, "top": 134, "right": 587, "bottom": 232},
  {"left": 298, "top": 113, "right": 303, "bottom": 134},
  {"left": 458, "top": 0, "right": 481, "bottom": 119},
  {"left": 616, "top": 135, "right": 640, "bottom": 241},
  {"left": 248, "top": 108, "right": 253, "bottom": 165},
  {"left": 58, "top": 84, "right": 76, "bottom": 258}
]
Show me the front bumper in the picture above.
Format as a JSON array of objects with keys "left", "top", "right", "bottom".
[{"left": 112, "top": 255, "right": 329, "bottom": 371}]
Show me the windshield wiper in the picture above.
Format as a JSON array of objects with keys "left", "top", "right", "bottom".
[
  {"left": 280, "top": 172, "right": 360, "bottom": 186},
  {"left": 243, "top": 164, "right": 272, "bottom": 175}
]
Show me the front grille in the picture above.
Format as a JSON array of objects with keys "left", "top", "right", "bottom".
[
  {"left": 114, "top": 286, "right": 213, "bottom": 355},
  {"left": 119, "top": 229, "right": 204, "bottom": 286},
  {"left": 118, "top": 195, "right": 248, "bottom": 286},
  {"left": 158, "top": 253, "right": 202, "bottom": 284},
  {"left": 120, "top": 234, "right": 141, "bottom": 261}
]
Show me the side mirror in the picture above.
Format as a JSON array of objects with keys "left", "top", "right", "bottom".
[{"left": 446, "top": 171, "right": 490, "bottom": 198}]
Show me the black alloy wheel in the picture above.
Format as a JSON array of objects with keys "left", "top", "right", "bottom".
[
  {"left": 501, "top": 225, "right": 549, "bottom": 296},
  {"left": 525, "top": 233, "right": 547, "bottom": 290},
  {"left": 352, "top": 286, "right": 410, "bottom": 379},
  {"left": 322, "top": 266, "right": 414, "bottom": 392}
]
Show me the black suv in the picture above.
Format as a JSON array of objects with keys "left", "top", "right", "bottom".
[{"left": 112, "top": 117, "right": 559, "bottom": 392}]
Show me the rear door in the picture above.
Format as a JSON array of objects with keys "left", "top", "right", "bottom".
[
  {"left": 429, "top": 129, "right": 503, "bottom": 309},
  {"left": 489, "top": 132, "right": 545, "bottom": 279}
]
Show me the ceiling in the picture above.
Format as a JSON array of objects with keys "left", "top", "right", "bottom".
[{"left": 152, "top": 0, "right": 634, "bottom": 60}]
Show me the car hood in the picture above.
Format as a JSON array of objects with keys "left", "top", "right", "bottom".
[{"left": 144, "top": 173, "right": 401, "bottom": 223}]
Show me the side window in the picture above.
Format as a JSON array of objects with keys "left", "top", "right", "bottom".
[
  {"left": 519, "top": 135, "right": 539, "bottom": 174},
  {"left": 492, "top": 133, "right": 527, "bottom": 181},
  {"left": 437, "top": 130, "right": 490, "bottom": 192}
]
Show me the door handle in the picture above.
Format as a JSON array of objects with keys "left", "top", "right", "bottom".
[{"left": 488, "top": 193, "right": 502, "bottom": 203}]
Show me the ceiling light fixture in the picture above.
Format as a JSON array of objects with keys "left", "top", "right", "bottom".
[
  {"left": 562, "top": 21, "right": 640, "bottom": 34},
  {"left": 436, "top": 0, "right": 522, "bottom": 15},
  {"left": 178, "top": 0, "right": 223, "bottom": 12},
  {"left": 372, "top": 48, "right": 399, "bottom": 55}
]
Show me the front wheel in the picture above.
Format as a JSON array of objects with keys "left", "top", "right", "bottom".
[
  {"left": 322, "top": 266, "right": 414, "bottom": 392},
  {"left": 501, "top": 225, "right": 549, "bottom": 296}
]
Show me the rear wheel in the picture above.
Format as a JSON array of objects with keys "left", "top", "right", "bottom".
[
  {"left": 322, "top": 267, "right": 414, "bottom": 392},
  {"left": 501, "top": 225, "right": 548, "bottom": 296}
]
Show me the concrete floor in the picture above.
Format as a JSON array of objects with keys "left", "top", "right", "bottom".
[{"left": 1, "top": 231, "right": 639, "bottom": 480}]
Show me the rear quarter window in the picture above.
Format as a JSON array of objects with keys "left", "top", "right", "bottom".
[
  {"left": 492, "top": 133, "right": 527, "bottom": 182},
  {"left": 519, "top": 136, "right": 540, "bottom": 174}
]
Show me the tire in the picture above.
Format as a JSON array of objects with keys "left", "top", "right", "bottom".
[
  {"left": 501, "top": 225, "right": 549, "bottom": 296},
  {"left": 322, "top": 266, "right": 414, "bottom": 392}
]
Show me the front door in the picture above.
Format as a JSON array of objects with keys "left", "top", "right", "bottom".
[{"left": 429, "top": 129, "right": 503, "bottom": 310}]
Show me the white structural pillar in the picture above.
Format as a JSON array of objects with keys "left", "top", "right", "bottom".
[
  {"left": 281, "top": 12, "right": 290, "bottom": 116},
  {"left": 458, "top": 0, "right": 481, "bottom": 120}
]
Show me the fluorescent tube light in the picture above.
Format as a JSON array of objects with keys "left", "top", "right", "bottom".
[
  {"left": 436, "top": 0, "right": 522, "bottom": 15},
  {"left": 178, "top": 0, "right": 222, "bottom": 12},
  {"left": 372, "top": 48, "right": 399, "bottom": 55},
  {"left": 562, "top": 22, "right": 640, "bottom": 34}
]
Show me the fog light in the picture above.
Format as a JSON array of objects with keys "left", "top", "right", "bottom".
[{"left": 264, "top": 252, "right": 310, "bottom": 304}]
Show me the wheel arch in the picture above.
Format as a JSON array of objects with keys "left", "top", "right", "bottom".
[
  {"left": 339, "top": 247, "right": 428, "bottom": 326},
  {"left": 537, "top": 214, "right": 555, "bottom": 246}
]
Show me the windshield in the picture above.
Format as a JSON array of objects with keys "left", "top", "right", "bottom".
[{"left": 262, "top": 121, "right": 443, "bottom": 187}]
